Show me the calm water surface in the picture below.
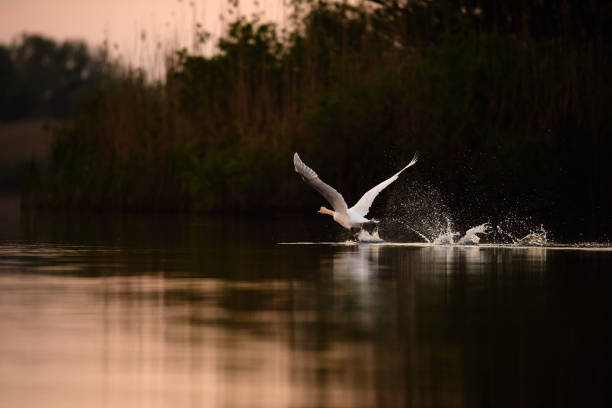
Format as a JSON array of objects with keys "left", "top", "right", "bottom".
[{"left": 0, "top": 201, "right": 609, "bottom": 407}]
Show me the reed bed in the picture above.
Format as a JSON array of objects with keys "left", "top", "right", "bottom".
[{"left": 22, "top": 1, "right": 612, "bottom": 239}]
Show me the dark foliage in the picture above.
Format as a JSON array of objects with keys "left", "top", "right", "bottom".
[
  {"left": 0, "top": 34, "right": 106, "bottom": 121},
  {"left": 22, "top": 1, "right": 612, "bottom": 240}
]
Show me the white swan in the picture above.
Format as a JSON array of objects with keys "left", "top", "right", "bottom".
[{"left": 293, "top": 152, "right": 418, "bottom": 229}]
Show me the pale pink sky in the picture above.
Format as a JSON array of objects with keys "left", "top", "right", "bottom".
[{"left": 0, "top": 0, "right": 287, "bottom": 67}]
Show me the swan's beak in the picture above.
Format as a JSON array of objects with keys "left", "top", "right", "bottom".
[{"left": 317, "top": 208, "right": 323, "bottom": 214}]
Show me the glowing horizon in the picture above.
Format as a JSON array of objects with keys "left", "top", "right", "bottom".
[{"left": 0, "top": 0, "right": 288, "bottom": 69}]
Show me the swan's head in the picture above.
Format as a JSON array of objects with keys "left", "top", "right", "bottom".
[{"left": 317, "top": 206, "right": 334, "bottom": 216}]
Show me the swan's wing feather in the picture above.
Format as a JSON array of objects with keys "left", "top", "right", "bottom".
[
  {"left": 349, "top": 152, "right": 418, "bottom": 217},
  {"left": 293, "top": 153, "right": 348, "bottom": 212}
]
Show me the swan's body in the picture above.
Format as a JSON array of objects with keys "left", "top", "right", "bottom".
[{"left": 293, "top": 152, "right": 418, "bottom": 229}]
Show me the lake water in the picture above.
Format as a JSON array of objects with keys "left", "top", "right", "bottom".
[{"left": 0, "top": 198, "right": 610, "bottom": 407}]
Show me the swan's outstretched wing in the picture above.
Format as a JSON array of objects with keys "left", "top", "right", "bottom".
[
  {"left": 293, "top": 153, "right": 348, "bottom": 213},
  {"left": 349, "top": 152, "right": 418, "bottom": 217}
]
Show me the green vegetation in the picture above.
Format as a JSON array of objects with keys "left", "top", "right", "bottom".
[{"left": 21, "top": 1, "right": 612, "bottom": 239}]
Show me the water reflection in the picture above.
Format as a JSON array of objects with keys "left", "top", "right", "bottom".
[
  {"left": 331, "top": 244, "right": 381, "bottom": 279},
  {"left": 0, "top": 222, "right": 608, "bottom": 407}
]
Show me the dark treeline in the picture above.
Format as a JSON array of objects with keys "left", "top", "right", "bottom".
[
  {"left": 0, "top": 34, "right": 107, "bottom": 194},
  {"left": 22, "top": 0, "right": 612, "bottom": 240},
  {"left": 0, "top": 34, "right": 106, "bottom": 121}
]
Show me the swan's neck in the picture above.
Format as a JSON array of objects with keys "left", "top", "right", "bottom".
[{"left": 319, "top": 206, "right": 335, "bottom": 216}]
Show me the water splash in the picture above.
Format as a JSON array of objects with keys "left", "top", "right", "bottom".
[
  {"left": 457, "top": 223, "right": 491, "bottom": 245},
  {"left": 379, "top": 179, "right": 553, "bottom": 246},
  {"left": 398, "top": 215, "right": 547, "bottom": 246},
  {"left": 517, "top": 225, "right": 547, "bottom": 245},
  {"left": 425, "top": 220, "right": 491, "bottom": 245},
  {"left": 383, "top": 181, "right": 454, "bottom": 243},
  {"left": 408, "top": 226, "right": 432, "bottom": 243},
  {"left": 354, "top": 218, "right": 553, "bottom": 246},
  {"left": 432, "top": 218, "right": 460, "bottom": 245},
  {"left": 356, "top": 228, "right": 384, "bottom": 243},
  {"left": 496, "top": 224, "right": 548, "bottom": 246},
  {"left": 495, "top": 225, "right": 517, "bottom": 243}
]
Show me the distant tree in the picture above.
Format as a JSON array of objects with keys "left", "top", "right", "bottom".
[
  {"left": 0, "top": 44, "right": 26, "bottom": 120},
  {"left": 0, "top": 34, "right": 106, "bottom": 121}
]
